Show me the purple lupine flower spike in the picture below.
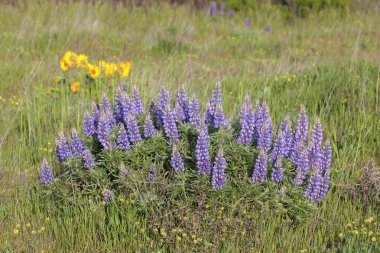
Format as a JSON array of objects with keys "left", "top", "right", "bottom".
[
  {"left": 304, "top": 172, "right": 323, "bottom": 201},
  {"left": 83, "top": 149, "right": 95, "bottom": 169},
  {"left": 237, "top": 98, "right": 253, "bottom": 145},
  {"left": 92, "top": 102, "right": 100, "bottom": 130},
  {"left": 316, "top": 171, "right": 330, "bottom": 201},
  {"left": 209, "top": 2, "right": 217, "bottom": 16},
  {"left": 219, "top": 2, "right": 226, "bottom": 16},
  {"left": 71, "top": 128, "right": 84, "bottom": 157},
  {"left": 253, "top": 100, "right": 262, "bottom": 141},
  {"left": 143, "top": 114, "right": 156, "bottom": 138},
  {"left": 292, "top": 147, "right": 309, "bottom": 185},
  {"left": 270, "top": 157, "right": 284, "bottom": 183},
  {"left": 114, "top": 87, "right": 124, "bottom": 123},
  {"left": 291, "top": 105, "right": 309, "bottom": 163},
  {"left": 307, "top": 118, "right": 323, "bottom": 171},
  {"left": 55, "top": 132, "right": 71, "bottom": 162},
  {"left": 212, "top": 147, "right": 227, "bottom": 190},
  {"left": 157, "top": 87, "right": 170, "bottom": 128},
  {"left": 101, "top": 92, "right": 116, "bottom": 126},
  {"left": 211, "top": 82, "right": 223, "bottom": 105},
  {"left": 265, "top": 24, "right": 271, "bottom": 32},
  {"left": 195, "top": 119, "right": 211, "bottom": 175},
  {"left": 102, "top": 190, "right": 113, "bottom": 202},
  {"left": 171, "top": 145, "right": 185, "bottom": 172},
  {"left": 205, "top": 101, "right": 214, "bottom": 125},
  {"left": 188, "top": 94, "right": 200, "bottom": 126},
  {"left": 117, "top": 124, "right": 131, "bottom": 151},
  {"left": 126, "top": 94, "right": 138, "bottom": 116},
  {"left": 149, "top": 100, "right": 157, "bottom": 119},
  {"left": 321, "top": 139, "right": 332, "bottom": 175},
  {"left": 82, "top": 110, "right": 95, "bottom": 137},
  {"left": 252, "top": 148, "right": 268, "bottom": 183},
  {"left": 245, "top": 18, "right": 251, "bottom": 27},
  {"left": 97, "top": 111, "right": 112, "bottom": 150},
  {"left": 213, "top": 103, "right": 227, "bottom": 128},
  {"left": 40, "top": 158, "right": 54, "bottom": 185},
  {"left": 148, "top": 165, "right": 157, "bottom": 182},
  {"left": 270, "top": 128, "right": 286, "bottom": 163},
  {"left": 132, "top": 86, "right": 144, "bottom": 114},
  {"left": 162, "top": 106, "right": 179, "bottom": 145},
  {"left": 257, "top": 119, "right": 272, "bottom": 153},
  {"left": 176, "top": 85, "right": 189, "bottom": 122},
  {"left": 126, "top": 113, "right": 142, "bottom": 143},
  {"left": 278, "top": 115, "right": 293, "bottom": 157},
  {"left": 175, "top": 101, "right": 186, "bottom": 122},
  {"left": 228, "top": 9, "right": 234, "bottom": 19}
]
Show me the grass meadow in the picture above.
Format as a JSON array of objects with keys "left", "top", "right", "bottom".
[{"left": 0, "top": 1, "right": 379, "bottom": 252}]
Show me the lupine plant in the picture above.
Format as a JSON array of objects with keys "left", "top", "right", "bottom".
[{"left": 40, "top": 82, "right": 332, "bottom": 209}]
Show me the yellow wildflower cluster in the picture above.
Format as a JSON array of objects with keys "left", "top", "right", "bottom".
[
  {"left": 274, "top": 72, "right": 297, "bottom": 82},
  {"left": 59, "top": 51, "right": 132, "bottom": 79},
  {"left": 0, "top": 95, "right": 22, "bottom": 107},
  {"left": 338, "top": 216, "right": 379, "bottom": 247}
]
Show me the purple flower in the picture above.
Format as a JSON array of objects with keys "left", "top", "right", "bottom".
[
  {"left": 210, "top": 82, "right": 223, "bottom": 105},
  {"left": 157, "top": 87, "right": 170, "bottom": 128},
  {"left": 213, "top": 102, "right": 227, "bottom": 128},
  {"left": 316, "top": 172, "right": 330, "bottom": 201},
  {"left": 101, "top": 92, "right": 116, "bottom": 126},
  {"left": 97, "top": 111, "right": 112, "bottom": 150},
  {"left": 55, "top": 132, "right": 71, "bottom": 162},
  {"left": 271, "top": 157, "right": 284, "bottom": 183},
  {"left": 237, "top": 96, "right": 255, "bottom": 145},
  {"left": 321, "top": 139, "right": 332, "bottom": 175},
  {"left": 175, "top": 101, "right": 186, "bottom": 122},
  {"left": 212, "top": 147, "right": 227, "bottom": 190},
  {"left": 205, "top": 102, "right": 214, "bottom": 125},
  {"left": 176, "top": 86, "right": 189, "bottom": 122},
  {"left": 162, "top": 106, "right": 179, "bottom": 145},
  {"left": 102, "top": 190, "right": 113, "bottom": 202},
  {"left": 209, "top": 2, "right": 217, "bottom": 16},
  {"left": 307, "top": 118, "right": 323, "bottom": 171},
  {"left": 278, "top": 115, "right": 293, "bottom": 157},
  {"left": 117, "top": 124, "right": 131, "bottom": 151},
  {"left": 265, "top": 24, "right": 271, "bottom": 32},
  {"left": 245, "top": 18, "right": 251, "bottom": 27},
  {"left": 82, "top": 110, "right": 95, "bottom": 137},
  {"left": 292, "top": 148, "right": 309, "bottom": 185},
  {"left": 91, "top": 102, "right": 100, "bottom": 130},
  {"left": 291, "top": 106, "right": 309, "bottom": 163},
  {"left": 257, "top": 118, "right": 273, "bottom": 153},
  {"left": 70, "top": 128, "right": 84, "bottom": 157},
  {"left": 171, "top": 146, "right": 185, "bottom": 172},
  {"left": 132, "top": 86, "right": 144, "bottom": 114},
  {"left": 270, "top": 129, "right": 286, "bottom": 163},
  {"left": 83, "top": 149, "right": 95, "bottom": 169},
  {"left": 253, "top": 101, "right": 262, "bottom": 141},
  {"left": 228, "top": 9, "right": 234, "bottom": 19},
  {"left": 149, "top": 100, "right": 157, "bottom": 119},
  {"left": 252, "top": 148, "right": 268, "bottom": 183},
  {"left": 114, "top": 87, "right": 124, "bottom": 123},
  {"left": 304, "top": 172, "right": 323, "bottom": 201},
  {"left": 143, "top": 114, "right": 156, "bottom": 138},
  {"left": 219, "top": 2, "right": 226, "bottom": 16},
  {"left": 195, "top": 120, "right": 211, "bottom": 175},
  {"left": 148, "top": 165, "right": 157, "bottom": 182},
  {"left": 188, "top": 94, "right": 200, "bottom": 126},
  {"left": 40, "top": 158, "right": 54, "bottom": 185},
  {"left": 125, "top": 113, "right": 142, "bottom": 143}
]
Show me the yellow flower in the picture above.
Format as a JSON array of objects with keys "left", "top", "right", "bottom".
[
  {"left": 365, "top": 217, "right": 374, "bottom": 224},
  {"left": 60, "top": 59, "right": 69, "bottom": 72},
  {"left": 53, "top": 76, "right": 60, "bottom": 83},
  {"left": 31, "top": 230, "right": 37, "bottom": 235},
  {"left": 105, "top": 63, "right": 117, "bottom": 78},
  {"left": 26, "top": 223, "right": 31, "bottom": 228},
  {"left": 63, "top": 51, "right": 77, "bottom": 67},
  {"left": 40, "top": 226, "right": 46, "bottom": 232},
  {"left": 369, "top": 231, "right": 373, "bottom": 236},
  {"left": 13, "top": 229, "right": 19, "bottom": 235},
  {"left": 16, "top": 224, "right": 21, "bottom": 229},
  {"left": 371, "top": 237, "right": 376, "bottom": 242},
  {"left": 352, "top": 230, "right": 359, "bottom": 235},
  {"left": 70, "top": 82, "right": 80, "bottom": 93},
  {"left": 118, "top": 61, "right": 132, "bottom": 78},
  {"left": 76, "top": 54, "right": 89, "bottom": 69},
  {"left": 338, "top": 233, "right": 344, "bottom": 239},
  {"left": 97, "top": 60, "right": 108, "bottom": 71},
  {"left": 176, "top": 236, "right": 182, "bottom": 241},
  {"left": 87, "top": 64, "right": 101, "bottom": 79}
]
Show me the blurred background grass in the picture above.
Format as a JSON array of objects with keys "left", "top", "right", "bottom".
[{"left": 0, "top": 0, "right": 379, "bottom": 252}]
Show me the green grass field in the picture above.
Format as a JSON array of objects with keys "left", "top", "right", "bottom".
[{"left": 0, "top": 1, "right": 379, "bottom": 252}]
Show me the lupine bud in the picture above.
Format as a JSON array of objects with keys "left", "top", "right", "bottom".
[
  {"left": 212, "top": 147, "right": 227, "bottom": 190},
  {"left": 278, "top": 115, "right": 293, "bottom": 157},
  {"left": 252, "top": 148, "right": 268, "bottom": 183},
  {"left": 157, "top": 87, "right": 170, "bottom": 128},
  {"left": 97, "top": 111, "right": 112, "bottom": 150},
  {"left": 132, "top": 86, "right": 144, "bottom": 114},
  {"left": 171, "top": 146, "right": 185, "bottom": 172},
  {"left": 292, "top": 148, "right": 309, "bottom": 185},
  {"left": 176, "top": 86, "right": 188, "bottom": 122},
  {"left": 102, "top": 190, "right": 113, "bottom": 202},
  {"left": 321, "top": 139, "right": 332, "bottom": 175},
  {"left": 270, "top": 157, "right": 284, "bottom": 183},
  {"left": 117, "top": 124, "right": 131, "bottom": 150},
  {"left": 71, "top": 128, "right": 84, "bottom": 157},
  {"left": 143, "top": 114, "right": 156, "bottom": 138},
  {"left": 40, "top": 158, "right": 54, "bottom": 185},
  {"left": 213, "top": 103, "right": 227, "bottom": 128},
  {"left": 188, "top": 94, "right": 200, "bottom": 126},
  {"left": 307, "top": 118, "right": 323, "bottom": 171},
  {"left": 162, "top": 106, "right": 179, "bottom": 145},
  {"left": 83, "top": 110, "right": 96, "bottom": 137},
  {"left": 195, "top": 120, "right": 211, "bottom": 175},
  {"left": 304, "top": 172, "right": 323, "bottom": 201},
  {"left": 55, "top": 132, "right": 71, "bottom": 162},
  {"left": 291, "top": 106, "right": 309, "bottom": 162},
  {"left": 148, "top": 165, "right": 157, "bottom": 182},
  {"left": 83, "top": 149, "right": 95, "bottom": 169},
  {"left": 125, "top": 113, "right": 142, "bottom": 143}
]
